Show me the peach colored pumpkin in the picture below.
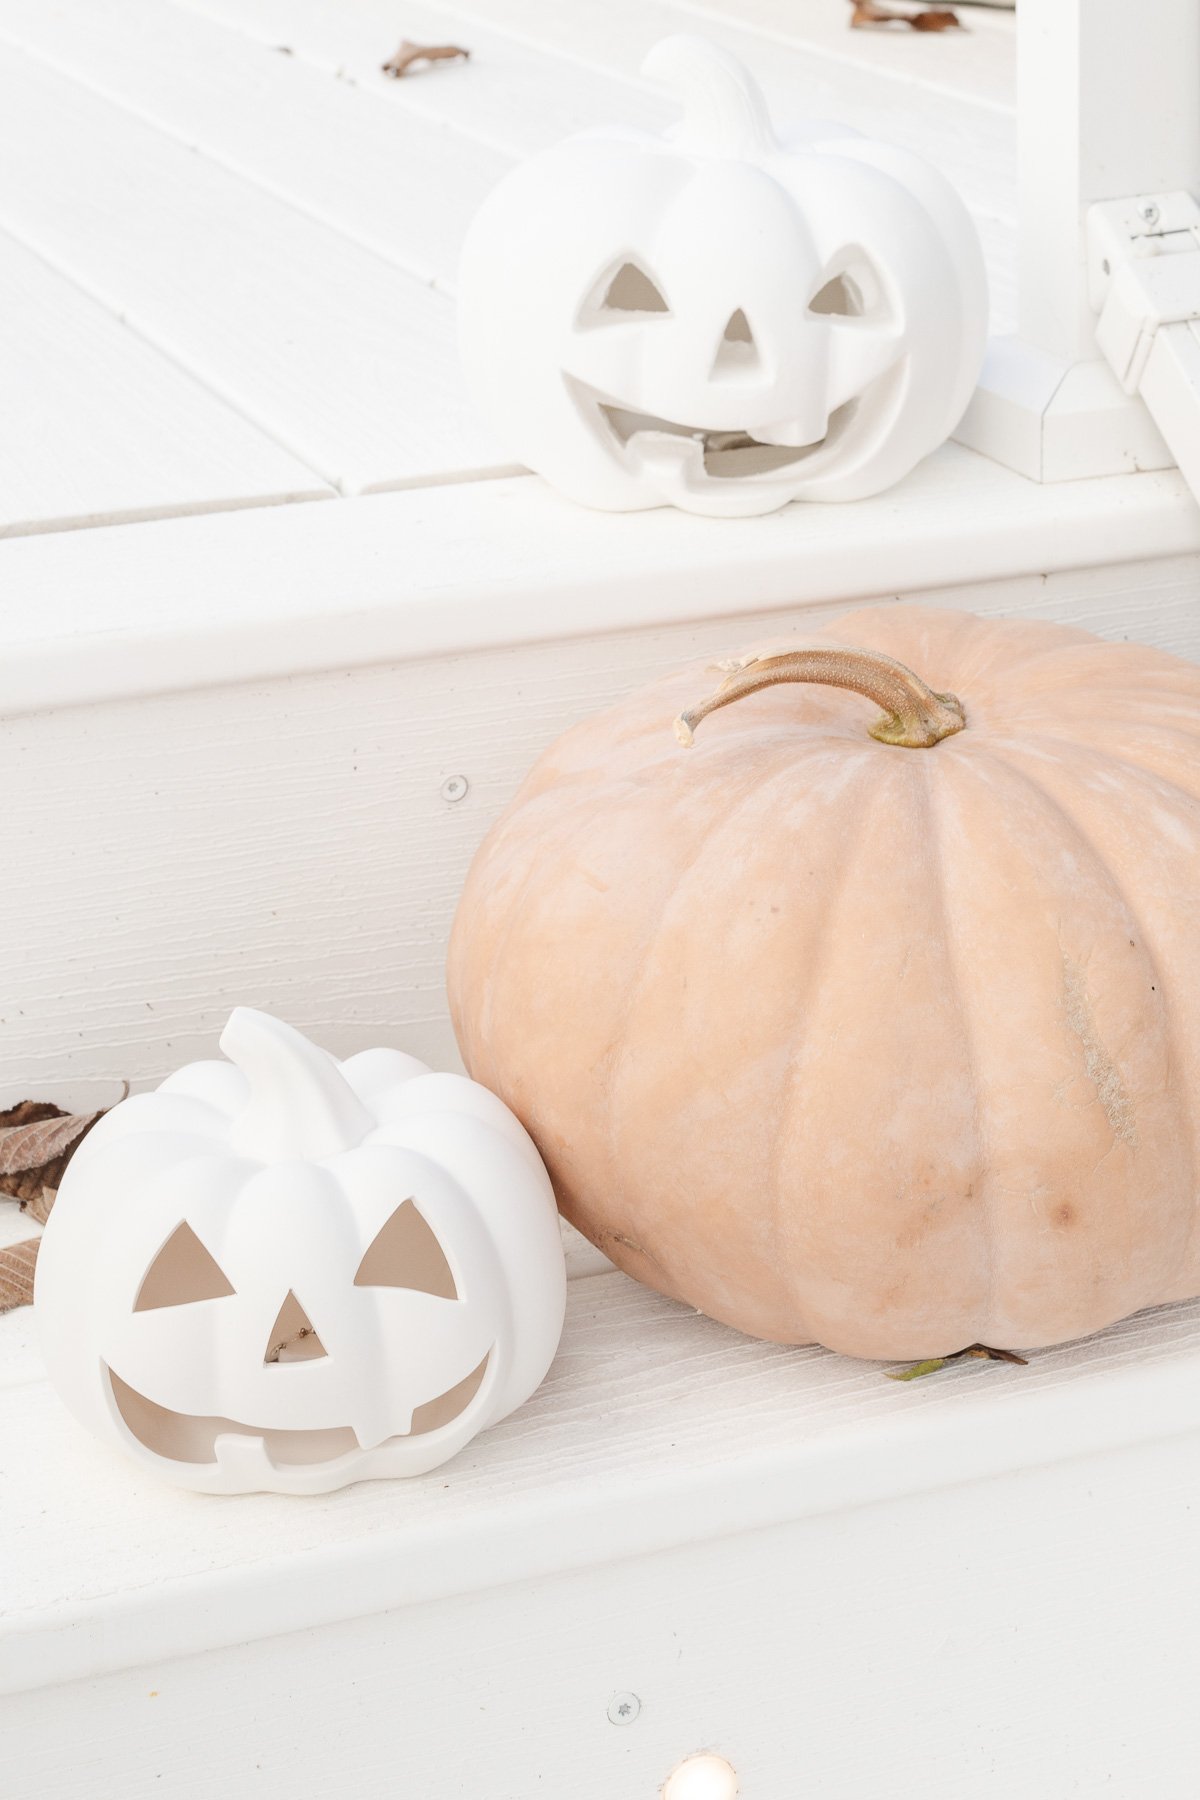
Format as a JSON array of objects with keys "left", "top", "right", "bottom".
[{"left": 447, "top": 604, "right": 1200, "bottom": 1359}]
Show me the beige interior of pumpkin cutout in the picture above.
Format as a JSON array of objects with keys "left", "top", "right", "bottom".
[
  {"left": 111, "top": 1199, "right": 486, "bottom": 1465},
  {"left": 578, "top": 256, "right": 871, "bottom": 479}
]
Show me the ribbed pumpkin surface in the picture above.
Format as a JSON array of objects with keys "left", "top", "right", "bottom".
[{"left": 448, "top": 605, "right": 1200, "bottom": 1357}]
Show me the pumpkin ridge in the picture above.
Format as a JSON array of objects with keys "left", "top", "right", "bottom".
[
  {"left": 985, "top": 738, "right": 1198, "bottom": 1304},
  {"left": 824, "top": 605, "right": 1091, "bottom": 693},
  {"left": 922, "top": 757, "right": 997, "bottom": 1342},
  {"left": 962, "top": 744, "right": 1191, "bottom": 1330},
  {"left": 601, "top": 752, "right": 809, "bottom": 1296},
  {"left": 756, "top": 751, "right": 885, "bottom": 1338},
  {"left": 452, "top": 788, "right": 604, "bottom": 1094},
  {"left": 984, "top": 730, "right": 1200, "bottom": 810}
]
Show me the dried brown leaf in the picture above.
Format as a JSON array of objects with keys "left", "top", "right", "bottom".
[
  {"left": 962, "top": 1343, "right": 1029, "bottom": 1365},
  {"left": 381, "top": 39, "right": 470, "bottom": 78},
  {"left": 0, "top": 1238, "right": 39, "bottom": 1314},
  {"left": 0, "top": 1102, "right": 103, "bottom": 1206},
  {"left": 25, "top": 1185, "right": 58, "bottom": 1228},
  {"left": 887, "top": 1342, "right": 1028, "bottom": 1381},
  {"left": 851, "top": 1, "right": 961, "bottom": 28}
]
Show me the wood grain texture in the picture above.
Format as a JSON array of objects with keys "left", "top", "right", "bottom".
[
  {"left": 0, "top": 43, "right": 507, "bottom": 496},
  {"left": 177, "top": 0, "right": 668, "bottom": 156},
  {"left": 0, "top": 0, "right": 1019, "bottom": 540},
  {"left": 2, "top": 448, "right": 1197, "bottom": 720},
  {"left": 0, "top": 230, "right": 329, "bottom": 537},
  {"left": 0, "top": 0, "right": 509, "bottom": 293},
  {"left": 409, "top": 0, "right": 1018, "bottom": 224},
  {"left": 185, "top": 0, "right": 1017, "bottom": 329},
  {"left": 4, "top": 1425, "right": 1200, "bottom": 1798},
  {"left": 0, "top": 556, "right": 1198, "bottom": 1108},
  {"left": 5, "top": 1265, "right": 1200, "bottom": 1710},
  {"left": 666, "top": 0, "right": 1017, "bottom": 109}
]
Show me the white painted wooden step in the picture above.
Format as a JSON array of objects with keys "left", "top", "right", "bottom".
[
  {"left": 3, "top": 1270, "right": 1200, "bottom": 1796},
  {"left": 0, "top": 230, "right": 329, "bottom": 537},
  {"left": 186, "top": 0, "right": 1017, "bottom": 325},
  {"left": 390, "top": 0, "right": 1017, "bottom": 223},
  {"left": 0, "top": 446, "right": 1196, "bottom": 1114},
  {"left": 670, "top": 0, "right": 1017, "bottom": 108},
  {"left": 0, "top": 0, "right": 1018, "bottom": 535},
  {"left": 0, "top": 42, "right": 507, "bottom": 496},
  {"left": 0, "top": 0, "right": 514, "bottom": 292}
]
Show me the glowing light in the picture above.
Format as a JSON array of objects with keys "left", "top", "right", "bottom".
[{"left": 662, "top": 1752, "right": 739, "bottom": 1800}]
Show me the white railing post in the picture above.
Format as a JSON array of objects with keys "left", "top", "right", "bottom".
[{"left": 957, "top": 0, "right": 1200, "bottom": 481}]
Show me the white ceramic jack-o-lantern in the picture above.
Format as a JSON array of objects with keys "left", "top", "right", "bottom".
[
  {"left": 459, "top": 35, "right": 987, "bottom": 518},
  {"left": 35, "top": 1010, "right": 566, "bottom": 1496}
]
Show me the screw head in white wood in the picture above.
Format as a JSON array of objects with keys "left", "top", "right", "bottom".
[
  {"left": 441, "top": 775, "right": 469, "bottom": 803},
  {"left": 608, "top": 1692, "right": 641, "bottom": 1726}
]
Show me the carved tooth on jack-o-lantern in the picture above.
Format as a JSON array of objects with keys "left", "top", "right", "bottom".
[
  {"left": 34, "top": 1010, "right": 565, "bottom": 1495},
  {"left": 458, "top": 35, "right": 988, "bottom": 518}
]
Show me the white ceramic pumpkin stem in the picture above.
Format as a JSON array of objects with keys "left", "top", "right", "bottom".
[
  {"left": 642, "top": 35, "right": 776, "bottom": 160},
  {"left": 220, "top": 1008, "right": 374, "bottom": 1162},
  {"left": 674, "top": 644, "right": 966, "bottom": 749}
]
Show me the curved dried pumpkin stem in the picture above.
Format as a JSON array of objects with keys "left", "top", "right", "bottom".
[{"left": 674, "top": 644, "right": 966, "bottom": 750}]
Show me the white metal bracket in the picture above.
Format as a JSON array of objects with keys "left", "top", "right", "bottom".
[{"left": 1088, "top": 191, "right": 1200, "bottom": 501}]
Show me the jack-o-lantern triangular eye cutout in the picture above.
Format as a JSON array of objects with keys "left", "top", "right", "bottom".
[
  {"left": 809, "top": 271, "right": 863, "bottom": 317},
  {"left": 808, "top": 256, "right": 889, "bottom": 322},
  {"left": 593, "top": 259, "right": 670, "bottom": 317},
  {"left": 354, "top": 1199, "right": 458, "bottom": 1299},
  {"left": 134, "top": 1221, "right": 235, "bottom": 1311}
]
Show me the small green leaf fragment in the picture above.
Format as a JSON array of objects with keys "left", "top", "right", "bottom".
[{"left": 886, "top": 1356, "right": 949, "bottom": 1382}]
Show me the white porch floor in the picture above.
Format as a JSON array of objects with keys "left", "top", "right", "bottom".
[{"left": 0, "top": 0, "right": 1016, "bottom": 537}]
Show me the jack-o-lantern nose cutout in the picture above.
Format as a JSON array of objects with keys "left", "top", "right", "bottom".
[
  {"left": 354, "top": 1198, "right": 458, "bottom": 1300},
  {"left": 134, "top": 1222, "right": 235, "bottom": 1311},
  {"left": 264, "top": 1291, "right": 327, "bottom": 1364},
  {"left": 711, "top": 308, "right": 760, "bottom": 380}
]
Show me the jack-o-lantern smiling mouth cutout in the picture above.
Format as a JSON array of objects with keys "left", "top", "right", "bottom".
[
  {"left": 104, "top": 1354, "right": 492, "bottom": 1469},
  {"left": 587, "top": 388, "right": 864, "bottom": 481}
]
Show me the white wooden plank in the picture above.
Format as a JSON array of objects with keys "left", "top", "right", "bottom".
[
  {"left": 0, "top": 536, "right": 1196, "bottom": 1112},
  {"left": 660, "top": 0, "right": 1016, "bottom": 110},
  {"left": 185, "top": 0, "right": 1015, "bottom": 220},
  {"left": 0, "top": 0, "right": 1018, "bottom": 346},
  {"left": 0, "top": 231, "right": 329, "bottom": 537},
  {"left": 169, "top": 0, "right": 1014, "bottom": 327},
  {"left": 0, "top": 447, "right": 1194, "bottom": 722},
  {"left": 0, "top": 44, "right": 507, "bottom": 495},
  {"left": 3, "top": 1424, "right": 1200, "bottom": 1797},
  {"left": 0, "top": 0, "right": 511, "bottom": 292},
  {"left": 173, "top": 0, "right": 1016, "bottom": 329},
  {"left": 8, "top": 1427, "right": 1200, "bottom": 1799},
  {"left": 392, "top": 0, "right": 1018, "bottom": 223},
  {"left": 5, "top": 1265, "right": 1200, "bottom": 1705},
  {"left": 1141, "top": 319, "right": 1200, "bottom": 507},
  {"left": 175, "top": 0, "right": 669, "bottom": 157},
  {"left": 0, "top": 1306, "right": 37, "bottom": 1391}
]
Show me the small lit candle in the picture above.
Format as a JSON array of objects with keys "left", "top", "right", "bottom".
[{"left": 662, "top": 1752, "right": 739, "bottom": 1800}]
